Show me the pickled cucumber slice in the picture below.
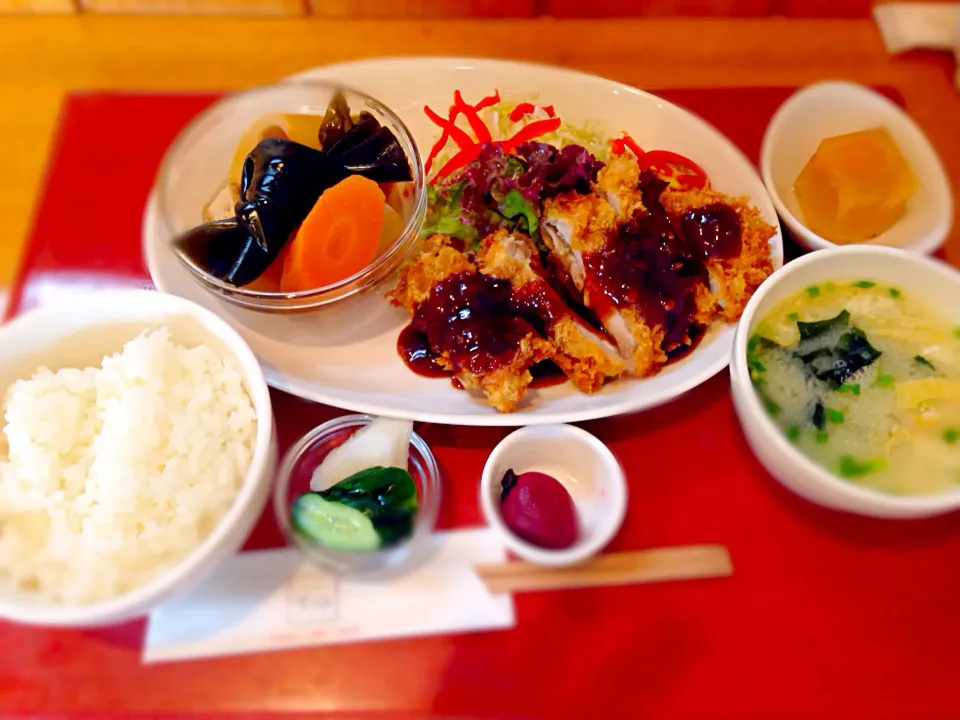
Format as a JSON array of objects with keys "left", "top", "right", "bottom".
[{"left": 291, "top": 493, "right": 380, "bottom": 552}]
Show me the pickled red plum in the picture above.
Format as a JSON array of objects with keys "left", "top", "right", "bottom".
[{"left": 499, "top": 469, "right": 579, "bottom": 550}]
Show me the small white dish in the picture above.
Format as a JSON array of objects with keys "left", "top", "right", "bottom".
[
  {"left": 479, "top": 424, "right": 627, "bottom": 565},
  {"left": 730, "top": 245, "right": 960, "bottom": 519},
  {"left": 0, "top": 290, "right": 276, "bottom": 626},
  {"left": 760, "top": 80, "right": 952, "bottom": 254}
]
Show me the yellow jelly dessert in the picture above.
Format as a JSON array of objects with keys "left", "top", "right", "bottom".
[{"left": 793, "top": 127, "right": 919, "bottom": 245}]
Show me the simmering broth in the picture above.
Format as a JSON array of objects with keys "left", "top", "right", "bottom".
[{"left": 749, "top": 279, "right": 960, "bottom": 495}]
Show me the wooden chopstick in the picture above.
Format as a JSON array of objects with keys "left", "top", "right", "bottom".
[{"left": 475, "top": 544, "right": 733, "bottom": 594}]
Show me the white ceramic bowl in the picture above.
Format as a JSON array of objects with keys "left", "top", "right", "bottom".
[
  {"left": 760, "top": 80, "right": 952, "bottom": 254},
  {"left": 480, "top": 424, "right": 627, "bottom": 565},
  {"left": 0, "top": 290, "right": 276, "bottom": 626},
  {"left": 730, "top": 245, "right": 960, "bottom": 519}
]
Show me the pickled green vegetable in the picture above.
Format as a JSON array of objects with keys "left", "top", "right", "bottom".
[
  {"left": 291, "top": 466, "right": 418, "bottom": 551},
  {"left": 291, "top": 494, "right": 380, "bottom": 551}
]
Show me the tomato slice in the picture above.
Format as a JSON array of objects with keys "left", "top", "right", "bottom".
[{"left": 641, "top": 150, "right": 709, "bottom": 191}]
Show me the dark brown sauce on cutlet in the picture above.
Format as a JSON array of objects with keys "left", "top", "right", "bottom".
[
  {"left": 399, "top": 271, "right": 531, "bottom": 380},
  {"left": 541, "top": 251, "right": 606, "bottom": 334},
  {"left": 582, "top": 171, "right": 742, "bottom": 355},
  {"left": 664, "top": 323, "right": 706, "bottom": 363},
  {"left": 529, "top": 360, "right": 567, "bottom": 388},
  {"left": 680, "top": 203, "right": 742, "bottom": 260},
  {"left": 511, "top": 280, "right": 569, "bottom": 336},
  {"left": 397, "top": 325, "right": 447, "bottom": 378}
]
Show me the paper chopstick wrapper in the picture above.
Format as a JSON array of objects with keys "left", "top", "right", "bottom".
[
  {"left": 143, "top": 528, "right": 515, "bottom": 664},
  {"left": 872, "top": 3, "right": 960, "bottom": 90}
]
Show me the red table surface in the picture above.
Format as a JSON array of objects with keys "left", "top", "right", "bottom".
[{"left": 4, "top": 87, "right": 960, "bottom": 719}]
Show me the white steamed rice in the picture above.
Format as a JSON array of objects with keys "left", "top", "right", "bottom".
[{"left": 0, "top": 328, "right": 257, "bottom": 604}]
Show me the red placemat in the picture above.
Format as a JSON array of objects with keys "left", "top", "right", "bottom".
[{"left": 6, "top": 87, "right": 960, "bottom": 719}]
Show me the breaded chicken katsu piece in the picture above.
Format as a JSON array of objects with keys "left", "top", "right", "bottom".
[
  {"left": 387, "top": 234, "right": 474, "bottom": 314},
  {"left": 477, "top": 230, "right": 625, "bottom": 393},
  {"left": 541, "top": 183, "right": 667, "bottom": 378},
  {"left": 660, "top": 187, "right": 776, "bottom": 322},
  {"left": 456, "top": 331, "right": 554, "bottom": 414},
  {"left": 389, "top": 234, "right": 553, "bottom": 413},
  {"left": 595, "top": 154, "right": 644, "bottom": 223}
]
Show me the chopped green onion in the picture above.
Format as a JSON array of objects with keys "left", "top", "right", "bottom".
[
  {"left": 825, "top": 282, "right": 836, "bottom": 291},
  {"left": 838, "top": 383, "right": 861, "bottom": 396},
  {"left": 786, "top": 425, "right": 801, "bottom": 442},
  {"left": 787, "top": 312, "right": 799, "bottom": 321},
  {"left": 839, "top": 455, "right": 885, "bottom": 478},
  {"left": 816, "top": 430, "right": 829, "bottom": 444},
  {"left": 853, "top": 280, "right": 876, "bottom": 288},
  {"left": 826, "top": 408, "right": 845, "bottom": 424},
  {"left": 747, "top": 333, "right": 773, "bottom": 384},
  {"left": 944, "top": 429, "right": 959, "bottom": 445},
  {"left": 954, "top": 327, "right": 960, "bottom": 340},
  {"left": 806, "top": 285, "right": 820, "bottom": 298},
  {"left": 840, "top": 456, "right": 885, "bottom": 478},
  {"left": 915, "top": 355, "right": 935, "bottom": 370},
  {"left": 876, "top": 374, "right": 895, "bottom": 387},
  {"left": 888, "top": 288, "right": 901, "bottom": 298},
  {"left": 762, "top": 395, "right": 781, "bottom": 416}
]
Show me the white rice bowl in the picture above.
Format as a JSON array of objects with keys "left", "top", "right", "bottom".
[
  {"left": 0, "top": 327, "right": 257, "bottom": 604},
  {"left": 0, "top": 290, "right": 274, "bottom": 626}
]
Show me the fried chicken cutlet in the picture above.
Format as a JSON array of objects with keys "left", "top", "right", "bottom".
[
  {"left": 388, "top": 233, "right": 474, "bottom": 314},
  {"left": 541, "top": 190, "right": 668, "bottom": 378},
  {"left": 388, "top": 234, "right": 553, "bottom": 413},
  {"left": 477, "top": 230, "right": 625, "bottom": 393},
  {"left": 595, "top": 154, "right": 644, "bottom": 223},
  {"left": 660, "top": 187, "right": 776, "bottom": 321}
]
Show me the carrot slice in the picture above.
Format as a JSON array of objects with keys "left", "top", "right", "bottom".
[
  {"left": 280, "top": 175, "right": 386, "bottom": 293},
  {"left": 243, "top": 234, "right": 292, "bottom": 292}
]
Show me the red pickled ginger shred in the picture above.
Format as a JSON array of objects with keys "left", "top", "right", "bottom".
[{"left": 424, "top": 89, "right": 569, "bottom": 180}]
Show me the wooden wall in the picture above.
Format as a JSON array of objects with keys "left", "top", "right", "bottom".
[{"left": 0, "top": 0, "right": 949, "bottom": 17}]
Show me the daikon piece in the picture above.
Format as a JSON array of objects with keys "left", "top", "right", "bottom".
[{"left": 310, "top": 417, "right": 413, "bottom": 491}]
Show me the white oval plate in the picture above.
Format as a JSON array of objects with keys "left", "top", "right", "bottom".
[{"left": 145, "top": 57, "right": 783, "bottom": 426}]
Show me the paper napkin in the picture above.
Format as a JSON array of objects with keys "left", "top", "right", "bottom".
[
  {"left": 872, "top": 3, "right": 960, "bottom": 89},
  {"left": 143, "top": 528, "right": 515, "bottom": 663}
]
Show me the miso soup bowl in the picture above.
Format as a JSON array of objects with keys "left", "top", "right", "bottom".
[{"left": 730, "top": 245, "right": 960, "bottom": 519}]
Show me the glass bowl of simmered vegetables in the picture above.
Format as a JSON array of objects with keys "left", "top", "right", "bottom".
[
  {"left": 273, "top": 414, "right": 442, "bottom": 574},
  {"left": 155, "top": 81, "right": 427, "bottom": 312}
]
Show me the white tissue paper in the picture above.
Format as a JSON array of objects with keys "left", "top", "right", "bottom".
[
  {"left": 872, "top": 3, "right": 960, "bottom": 90},
  {"left": 143, "top": 528, "right": 515, "bottom": 664}
]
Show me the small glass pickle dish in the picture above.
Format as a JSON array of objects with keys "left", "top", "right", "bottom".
[{"left": 273, "top": 414, "right": 441, "bottom": 574}]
